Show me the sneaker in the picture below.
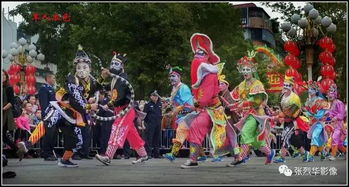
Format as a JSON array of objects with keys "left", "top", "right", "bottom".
[
  {"left": 265, "top": 149, "right": 276, "bottom": 165},
  {"left": 302, "top": 151, "right": 309, "bottom": 162},
  {"left": 180, "top": 160, "right": 198, "bottom": 169},
  {"left": 72, "top": 154, "right": 82, "bottom": 160},
  {"left": 16, "top": 141, "right": 28, "bottom": 161},
  {"left": 95, "top": 154, "right": 111, "bottom": 166},
  {"left": 226, "top": 159, "right": 245, "bottom": 167},
  {"left": 320, "top": 152, "right": 326, "bottom": 161},
  {"left": 211, "top": 156, "right": 223, "bottom": 162},
  {"left": 306, "top": 155, "right": 314, "bottom": 162},
  {"left": 273, "top": 157, "right": 286, "bottom": 163},
  {"left": 58, "top": 159, "right": 79, "bottom": 168},
  {"left": 163, "top": 153, "right": 176, "bottom": 162},
  {"left": 329, "top": 156, "right": 336, "bottom": 161},
  {"left": 197, "top": 155, "right": 207, "bottom": 162},
  {"left": 132, "top": 156, "right": 148, "bottom": 164}
]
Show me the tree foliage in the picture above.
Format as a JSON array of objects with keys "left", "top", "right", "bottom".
[{"left": 10, "top": 3, "right": 253, "bottom": 99}]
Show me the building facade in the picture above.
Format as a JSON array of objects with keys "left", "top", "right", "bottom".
[{"left": 233, "top": 3, "right": 276, "bottom": 48}]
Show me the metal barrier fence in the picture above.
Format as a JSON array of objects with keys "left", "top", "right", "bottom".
[{"left": 5, "top": 127, "right": 283, "bottom": 153}]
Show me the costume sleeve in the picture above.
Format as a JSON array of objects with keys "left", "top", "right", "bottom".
[
  {"left": 334, "top": 101, "right": 346, "bottom": 120},
  {"left": 65, "top": 81, "right": 87, "bottom": 114},
  {"left": 179, "top": 85, "right": 193, "bottom": 106}
]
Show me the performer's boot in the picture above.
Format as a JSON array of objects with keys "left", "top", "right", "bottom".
[
  {"left": 259, "top": 146, "right": 275, "bottom": 165},
  {"left": 227, "top": 144, "right": 248, "bottom": 167},
  {"left": 132, "top": 146, "right": 148, "bottom": 164},
  {"left": 329, "top": 145, "right": 338, "bottom": 161},
  {"left": 197, "top": 145, "right": 207, "bottom": 161},
  {"left": 58, "top": 150, "right": 78, "bottom": 168},
  {"left": 306, "top": 145, "right": 317, "bottom": 162},
  {"left": 180, "top": 143, "right": 199, "bottom": 169},
  {"left": 164, "top": 142, "right": 181, "bottom": 161},
  {"left": 274, "top": 147, "right": 287, "bottom": 163},
  {"left": 96, "top": 145, "right": 118, "bottom": 166}
]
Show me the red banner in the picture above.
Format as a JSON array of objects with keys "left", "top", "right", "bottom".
[{"left": 266, "top": 72, "right": 282, "bottom": 93}]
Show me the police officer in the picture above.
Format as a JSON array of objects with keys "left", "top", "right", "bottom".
[
  {"left": 38, "top": 72, "right": 57, "bottom": 161},
  {"left": 143, "top": 90, "right": 162, "bottom": 158}
]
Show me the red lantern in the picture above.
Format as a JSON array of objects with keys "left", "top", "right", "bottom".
[
  {"left": 320, "top": 78, "right": 335, "bottom": 94},
  {"left": 8, "top": 64, "right": 21, "bottom": 75},
  {"left": 293, "top": 83, "right": 306, "bottom": 95},
  {"left": 320, "top": 65, "right": 334, "bottom": 77},
  {"left": 319, "top": 51, "right": 333, "bottom": 64},
  {"left": 25, "top": 65, "right": 36, "bottom": 75},
  {"left": 27, "top": 85, "right": 36, "bottom": 95},
  {"left": 325, "top": 72, "right": 336, "bottom": 80},
  {"left": 294, "top": 71, "right": 302, "bottom": 82},
  {"left": 13, "top": 73, "right": 21, "bottom": 84},
  {"left": 25, "top": 74, "right": 36, "bottom": 85},
  {"left": 284, "top": 41, "right": 300, "bottom": 56},
  {"left": 322, "top": 56, "right": 335, "bottom": 66},
  {"left": 13, "top": 84, "right": 20, "bottom": 95},
  {"left": 327, "top": 43, "right": 336, "bottom": 53},
  {"left": 285, "top": 68, "right": 297, "bottom": 77},
  {"left": 9, "top": 74, "right": 17, "bottom": 85}
]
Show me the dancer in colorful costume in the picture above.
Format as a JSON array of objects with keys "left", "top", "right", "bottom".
[
  {"left": 95, "top": 52, "right": 148, "bottom": 165},
  {"left": 273, "top": 76, "right": 309, "bottom": 163},
  {"left": 303, "top": 80, "right": 329, "bottom": 162},
  {"left": 215, "top": 63, "right": 243, "bottom": 163},
  {"left": 227, "top": 51, "right": 275, "bottom": 166},
  {"left": 162, "top": 66, "right": 197, "bottom": 161},
  {"left": 180, "top": 33, "right": 230, "bottom": 169},
  {"left": 18, "top": 45, "right": 100, "bottom": 167},
  {"left": 325, "top": 83, "right": 346, "bottom": 161}
]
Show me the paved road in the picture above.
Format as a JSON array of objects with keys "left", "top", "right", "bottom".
[{"left": 3, "top": 156, "right": 347, "bottom": 185}]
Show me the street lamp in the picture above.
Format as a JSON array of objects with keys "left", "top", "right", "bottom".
[
  {"left": 2, "top": 37, "right": 45, "bottom": 95},
  {"left": 280, "top": 3, "right": 336, "bottom": 81}
]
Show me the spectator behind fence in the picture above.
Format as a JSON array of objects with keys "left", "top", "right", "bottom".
[
  {"left": 15, "top": 102, "right": 36, "bottom": 143},
  {"left": 161, "top": 107, "right": 176, "bottom": 148},
  {"left": 28, "top": 95, "right": 39, "bottom": 114},
  {"left": 143, "top": 91, "right": 162, "bottom": 159},
  {"left": 38, "top": 72, "right": 58, "bottom": 161}
]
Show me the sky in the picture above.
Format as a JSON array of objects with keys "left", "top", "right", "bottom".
[{"left": 2, "top": 1, "right": 307, "bottom": 24}]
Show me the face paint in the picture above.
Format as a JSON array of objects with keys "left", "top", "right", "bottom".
[
  {"left": 219, "top": 82, "right": 228, "bottom": 92},
  {"left": 282, "top": 83, "right": 292, "bottom": 94},
  {"left": 328, "top": 84, "right": 338, "bottom": 100},
  {"left": 194, "top": 49, "right": 207, "bottom": 59},
  {"left": 169, "top": 73, "right": 180, "bottom": 86},
  {"left": 76, "top": 62, "right": 90, "bottom": 79},
  {"left": 308, "top": 87, "right": 317, "bottom": 95},
  {"left": 239, "top": 66, "right": 253, "bottom": 80},
  {"left": 110, "top": 58, "right": 123, "bottom": 75}
]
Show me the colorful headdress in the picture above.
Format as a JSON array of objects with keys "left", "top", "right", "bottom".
[
  {"left": 237, "top": 50, "right": 257, "bottom": 68},
  {"left": 307, "top": 80, "right": 320, "bottom": 90},
  {"left": 169, "top": 66, "right": 183, "bottom": 76},
  {"left": 217, "top": 63, "right": 229, "bottom": 86},
  {"left": 111, "top": 51, "right": 127, "bottom": 64},
  {"left": 284, "top": 75, "right": 294, "bottom": 85},
  {"left": 73, "top": 44, "right": 91, "bottom": 65},
  {"left": 190, "top": 33, "right": 220, "bottom": 64}
]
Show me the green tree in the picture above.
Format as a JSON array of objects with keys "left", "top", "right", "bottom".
[{"left": 10, "top": 3, "right": 251, "bottom": 99}]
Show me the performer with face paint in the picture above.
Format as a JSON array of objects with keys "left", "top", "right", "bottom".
[
  {"left": 273, "top": 76, "right": 310, "bottom": 163},
  {"left": 324, "top": 83, "right": 347, "bottom": 161},
  {"left": 303, "top": 80, "right": 329, "bottom": 162},
  {"left": 18, "top": 45, "right": 100, "bottom": 167},
  {"left": 227, "top": 51, "right": 275, "bottom": 166},
  {"left": 163, "top": 66, "right": 208, "bottom": 161},
  {"left": 95, "top": 52, "right": 148, "bottom": 165},
  {"left": 180, "top": 33, "right": 233, "bottom": 169}
]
